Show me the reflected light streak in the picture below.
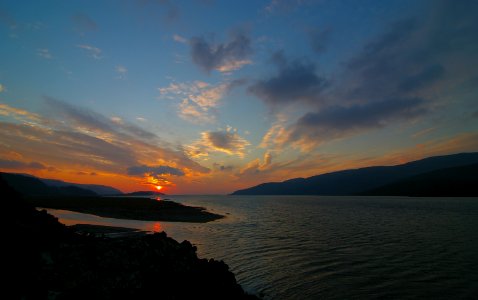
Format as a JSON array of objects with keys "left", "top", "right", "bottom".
[{"left": 153, "top": 222, "right": 162, "bottom": 232}]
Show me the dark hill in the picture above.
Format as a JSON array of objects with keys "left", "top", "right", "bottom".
[
  {"left": 231, "top": 152, "right": 478, "bottom": 195},
  {"left": 0, "top": 172, "right": 98, "bottom": 197},
  {"left": 362, "top": 163, "right": 478, "bottom": 196},
  {"left": 41, "top": 178, "right": 122, "bottom": 195}
]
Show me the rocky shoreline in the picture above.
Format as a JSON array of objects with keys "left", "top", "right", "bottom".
[{"left": 4, "top": 178, "right": 259, "bottom": 299}]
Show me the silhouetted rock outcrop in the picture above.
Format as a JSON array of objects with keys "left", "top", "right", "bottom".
[{"left": 2, "top": 178, "right": 258, "bottom": 299}]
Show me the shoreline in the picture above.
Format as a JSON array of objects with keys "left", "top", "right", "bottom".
[{"left": 26, "top": 196, "right": 224, "bottom": 223}]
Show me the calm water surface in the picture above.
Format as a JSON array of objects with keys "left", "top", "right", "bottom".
[{"left": 47, "top": 196, "right": 478, "bottom": 299}]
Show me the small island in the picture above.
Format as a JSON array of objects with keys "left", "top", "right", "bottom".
[{"left": 27, "top": 196, "right": 224, "bottom": 223}]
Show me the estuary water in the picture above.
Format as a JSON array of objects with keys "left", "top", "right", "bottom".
[{"left": 47, "top": 196, "right": 478, "bottom": 299}]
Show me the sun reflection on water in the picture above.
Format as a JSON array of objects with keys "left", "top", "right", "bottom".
[{"left": 153, "top": 222, "right": 162, "bottom": 232}]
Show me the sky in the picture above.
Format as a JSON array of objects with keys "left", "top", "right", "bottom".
[{"left": 1, "top": 0, "right": 477, "bottom": 194}]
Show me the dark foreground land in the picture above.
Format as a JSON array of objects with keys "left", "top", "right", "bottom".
[
  {"left": 4, "top": 179, "right": 258, "bottom": 299},
  {"left": 26, "top": 196, "right": 224, "bottom": 222}
]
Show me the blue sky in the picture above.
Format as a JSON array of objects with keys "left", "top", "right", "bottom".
[{"left": 1, "top": 0, "right": 477, "bottom": 193}]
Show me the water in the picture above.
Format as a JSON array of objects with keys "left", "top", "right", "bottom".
[{"left": 46, "top": 196, "right": 478, "bottom": 299}]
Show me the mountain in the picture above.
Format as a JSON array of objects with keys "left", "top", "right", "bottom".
[
  {"left": 41, "top": 178, "right": 122, "bottom": 195},
  {"left": 231, "top": 152, "right": 478, "bottom": 196},
  {"left": 0, "top": 172, "right": 98, "bottom": 197},
  {"left": 362, "top": 163, "right": 478, "bottom": 197}
]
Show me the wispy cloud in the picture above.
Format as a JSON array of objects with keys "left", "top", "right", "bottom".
[
  {"left": 77, "top": 44, "right": 102, "bottom": 59},
  {"left": 158, "top": 81, "right": 229, "bottom": 123},
  {"left": 0, "top": 99, "right": 210, "bottom": 186},
  {"left": 189, "top": 31, "right": 253, "bottom": 73},
  {"left": 0, "top": 103, "right": 43, "bottom": 123},
  {"left": 173, "top": 34, "right": 187, "bottom": 43},
  {"left": 37, "top": 48, "right": 52, "bottom": 59},
  {"left": 115, "top": 65, "right": 127, "bottom": 79}
]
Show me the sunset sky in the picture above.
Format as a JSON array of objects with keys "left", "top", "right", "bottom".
[{"left": 1, "top": 0, "right": 477, "bottom": 194}]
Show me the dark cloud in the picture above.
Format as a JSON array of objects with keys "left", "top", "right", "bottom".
[
  {"left": 344, "top": 0, "right": 478, "bottom": 104},
  {"left": 213, "top": 163, "right": 234, "bottom": 172},
  {"left": 269, "top": 0, "right": 478, "bottom": 149},
  {"left": 248, "top": 52, "right": 327, "bottom": 107},
  {"left": 201, "top": 130, "right": 249, "bottom": 156},
  {"left": 190, "top": 32, "right": 252, "bottom": 73},
  {"left": 76, "top": 171, "right": 97, "bottom": 176},
  {"left": 285, "top": 98, "right": 426, "bottom": 148},
  {"left": 307, "top": 28, "right": 331, "bottom": 54},
  {"left": 0, "top": 159, "right": 46, "bottom": 170},
  {"left": 127, "top": 165, "right": 185, "bottom": 176}
]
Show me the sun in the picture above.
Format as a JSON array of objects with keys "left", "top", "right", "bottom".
[{"left": 155, "top": 185, "right": 163, "bottom": 191}]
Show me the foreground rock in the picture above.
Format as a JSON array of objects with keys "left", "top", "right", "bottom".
[{"left": 3, "top": 179, "right": 258, "bottom": 299}]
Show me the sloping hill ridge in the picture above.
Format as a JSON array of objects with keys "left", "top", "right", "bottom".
[
  {"left": 362, "top": 163, "right": 478, "bottom": 197},
  {"left": 41, "top": 178, "right": 122, "bottom": 195},
  {"left": 0, "top": 173, "right": 98, "bottom": 197},
  {"left": 231, "top": 152, "right": 478, "bottom": 195}
]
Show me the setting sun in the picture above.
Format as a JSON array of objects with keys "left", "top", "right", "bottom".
[{"left": 155, "top": 185, "right": 163, "bottom": 191}]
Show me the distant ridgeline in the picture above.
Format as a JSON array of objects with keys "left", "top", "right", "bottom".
[
  {"left": 231, "top": 152, "right": 478, "bottom": 196},
  {"left": 0, "top": 172, "right": 123, "bottom": 197}
]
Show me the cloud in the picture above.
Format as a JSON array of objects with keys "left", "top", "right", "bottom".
[
  {"left": 188, "top": 127, "right": 250, "bottom": 157},
  {"left": 0, "top": 103, "right": 43, "bottom": 123},
  {"left": 115, "top": 65, "right": 127, "bottom": 79},
  {"left": 343, "top": 1, "right": 478, "bottom": 105},
  {"left": 0, "top": 99, "right": 210, "bottom": 178},
  {"left": 158, "top": 81, "right": 229, "bottom": 123},
  {"left": 238, "top": 151, "right": 273, "bottom": 176},
  {"left": 282, "top": 98, "right": 427, "bottom": 150},
  {"left": 127, "top": 165, "right": 185, "bottom": 176},
  {"left": 76, "top": 171, "right": 97, "bottom": 176},
  {"left": 260, "top": 0, "right": 478, "bottom": 150},
  {"left": 0, "top": 84, "right": 4, "bottom": 92},
  {"left": 248, "top": 52, "right": 327, "bottom": 108},
  {"left": 173, "top": 34, "right": 187, "bottom": 43},
  {"left": 189, "top": 31, "right": 252, "bottom": 73},
  {"left": 212, "top": 163, "right": 234, "bottom": 172},
  {"left": 77, "top": 44, "right": 102, "bottom": 59},
  {"left": 0, "top": 159, "right": 46, "bottom": 170},
  {"left": 37, "top": 48, "right": 52, "bottom": 59}
]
